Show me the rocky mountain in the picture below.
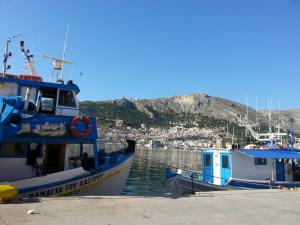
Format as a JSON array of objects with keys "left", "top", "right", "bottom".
[
  {"left": 134, "top": 93, "right": 256, "bottom": 122},
  {"left": 80, "top": 93, "right": 300, "bottom": 133}
]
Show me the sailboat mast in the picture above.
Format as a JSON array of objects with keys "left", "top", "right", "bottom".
[
  {"left": 60, "top": 24, "right": 69, "bottom": 81},
  {"left": 268, "top": 98, "right": 273, "bottom": 134},
  {"left": 278, "top": 97, "right": 281, "bottom": 134}
]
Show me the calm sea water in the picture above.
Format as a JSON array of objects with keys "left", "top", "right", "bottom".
[{"left": 122, "top": 146, "right": 202, "bottom": 196}]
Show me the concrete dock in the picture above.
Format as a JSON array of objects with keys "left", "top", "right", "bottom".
[{"left": 0, "top": 189, "right": 300, "bottom": 225}]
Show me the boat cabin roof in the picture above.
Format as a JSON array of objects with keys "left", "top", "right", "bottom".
[
  {"left": 203, "top": 148, "right": 300, "bottom": 159},
  {"left": 238, "top": 149, "right": 300, "bottom": 159},
  {"left": 0, "top": 76, "right": 80, "bottom": 94}
]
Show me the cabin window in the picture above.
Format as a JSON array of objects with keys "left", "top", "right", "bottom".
[
  {"left": 58, "top": 90, "right": 76, "bottom": 107},
  {"left": 222, "top": 155, "right": 229, "bottom": 168},
  {"left": 39, "top": 87, "right": 57, "bottom": 114},
  {"left": 205, "top": 154, "right": 211, "bottom": 166},
  {"left": 0, "top": 143, "right": 27, "bottom": 157},
  {"left": 255, "top": 158, "right": 267, "bottom": 165},
  {"left": 40, "top": 97, "right": 55, "bottom": 112},
  {"left": 0, "top": 82, "right": 17, "bottom": 96}
]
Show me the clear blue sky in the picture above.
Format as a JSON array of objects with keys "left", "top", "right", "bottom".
[{"left": 1, "top": 0, "right": 300, "bottom": 109}]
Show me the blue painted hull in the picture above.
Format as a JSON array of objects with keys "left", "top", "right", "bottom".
[
  {"left": 168, "top": 173, "right": 300, "bottom": 195},
  {"left": 229, "top": 179, "right": 300, "bottom": 189}
]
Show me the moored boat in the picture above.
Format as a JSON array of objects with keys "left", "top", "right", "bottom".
[
  {"left": 0, "top": 38, "right": 135, "bottom": 202},
  {"left": 167, "top": 146, "right": 300, "bottom": 195}
]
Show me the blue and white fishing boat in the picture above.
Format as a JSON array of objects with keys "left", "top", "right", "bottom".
[
  {"left": 0, "top": 38, "right": 135, "bottom": 202},
  {"left": 167, "top": 145, "right": 300, "bottom": 194}
]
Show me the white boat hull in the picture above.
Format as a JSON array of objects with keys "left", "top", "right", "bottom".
[
  {"left": 5, "top": 155, "right": 134, "bottom": 200},
  {"left": 75, "top": 156, "right": 133, "bottom": 196}
]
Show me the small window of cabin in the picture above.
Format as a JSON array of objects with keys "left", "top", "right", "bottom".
[
  {"left": 0, "top": 142, "right": 28, "bottom": 157},
  {"left": 58, "top": 90, "right": 76, "bottom": 107},
  {"left": 40, "top": 97, "right": 55, "bottom": 112},
  {"left": 222, "top": 155, "right": 229, "bottom": 168},
  {"left": 255, "top": 158, "right": 267, "bottom": 166},
  {"left": 39, "top": 87, "right": 57, "bottom": 114},
  {"left": 205, "top": 154, "right": 211, "bottom": 166},
  {"left": 0, "top": 82, "right": 18, "bottom": 96}
]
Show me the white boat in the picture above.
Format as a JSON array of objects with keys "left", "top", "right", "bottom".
[
  {"left": 167, "top": 146, "right": 300, "bottom": 195},
  {"left": 0, "top": 38, "right": 135, "bottom": 202}
]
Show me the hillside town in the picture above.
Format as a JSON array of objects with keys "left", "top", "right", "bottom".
[
  {"left": 98, "top": 115, "right": 300, "bottom": 150},
  {"left": 98, "top": 121, "right": 238, "bottom": 150}
]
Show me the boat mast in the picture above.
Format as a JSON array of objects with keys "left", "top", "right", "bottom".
[
  {"left": 246, "top": 95, "right": 249, "bottom": 122},
  {"left": 43, "top": 25, "right": 74, "bottom": 83},
  {"left": 255, "top": 96, "right": 260, "bottom": 134},
  {"left": 61, "top": 24, "right": 69, "bottom": 82},
  {"left": 20, "top": 40, "right": 38, "bottom": 76},
  {"left": 277, "top": 97, "right": 281, "bottom": 142},
  {"left": 2, "top": 34, "right": 21, "bottom": 77},
  {"left": 245, "top": 95, "right": 249, "bottom": 142},
  {"left": 268, "top": 98, "right": 273, "bottom": 135},
  {"left": 2, "top": 38, "right": 11, "bottom": 77}
]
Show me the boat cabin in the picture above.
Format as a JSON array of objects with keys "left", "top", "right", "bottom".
[
  {"left": 202, "top": 148, "right": 300, "bottom": 186},
  {"left": 0, "top": 76, "right": 102, "bottom": 182},
  {"left": 0, "top": 76, "right": 80, "bottom": 117}
]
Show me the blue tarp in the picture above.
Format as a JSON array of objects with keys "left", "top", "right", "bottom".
[{"left": 238, "top": 149, "right": 300, "bottom": 159}]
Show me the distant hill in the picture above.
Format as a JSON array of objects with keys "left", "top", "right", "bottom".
[{"left": 79, "top": 93, "right": 300, "bottom": 134}]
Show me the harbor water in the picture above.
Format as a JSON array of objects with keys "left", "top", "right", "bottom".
[{"left": 122, "top": 146, "right": 202, "bottom": 195}]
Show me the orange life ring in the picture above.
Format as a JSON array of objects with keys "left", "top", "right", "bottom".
[{"left": 70, "top": 115, "right": 92, "bottom": 137}]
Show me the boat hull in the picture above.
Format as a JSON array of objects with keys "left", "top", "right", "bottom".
[
  {"left": 75, "top": 156, "right": 133, "bottom": 196},
  {"left": 168, "top": 175, "right": 229, "bottom": 195},
  {"left": 229, "top": 178, "right": 300, "bottom": 189},
  {"left": 2, "top": 155, "right": 134, "bottom": 201},
  {"left": 168, "top": 175, "right": 300, "bottom": 195}
]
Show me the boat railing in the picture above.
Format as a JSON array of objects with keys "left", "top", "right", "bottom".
[
  {"left": 178, "top": 169, "right": 204, "bottom": 181},
  {"left": 179, "top": 170, "right": 232, "bottom": 184},
  {"left": 97, "top": 140, "right": 128, "bottom": 154},
  {"left": 55, "top": 105, "right": 80, "bottom": 116}
]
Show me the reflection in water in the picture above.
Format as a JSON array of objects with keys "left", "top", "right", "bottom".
[{"left": 122, "top": 146, "right": 202, "bottom": 196}]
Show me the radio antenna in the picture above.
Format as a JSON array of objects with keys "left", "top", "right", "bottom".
[
  {"left": 2, "top": 34, "right": 21, "bottom": 77},
  {"left": 61, "top": 24, "right": 69, "bottom": 81},
  {"left": 43, "top": 25, "right": 74, "bottom": 83},
  {"left": 20, "top": 40, "right": 38, "bottom": 76}
]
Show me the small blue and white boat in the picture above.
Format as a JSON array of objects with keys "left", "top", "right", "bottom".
[
  {"left": 167, "top": 146, "right": 300, "bottom": 194},
  {"left": 0, "top": 38, "right": 135, "bottom": 202}
]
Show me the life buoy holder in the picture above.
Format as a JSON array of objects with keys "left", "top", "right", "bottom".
[
  {"left": 70, "top": 115, "right": 92, "bottom": 138},
  {"left": 19, "top": 75, "right": 43, "bottom": 82}
]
